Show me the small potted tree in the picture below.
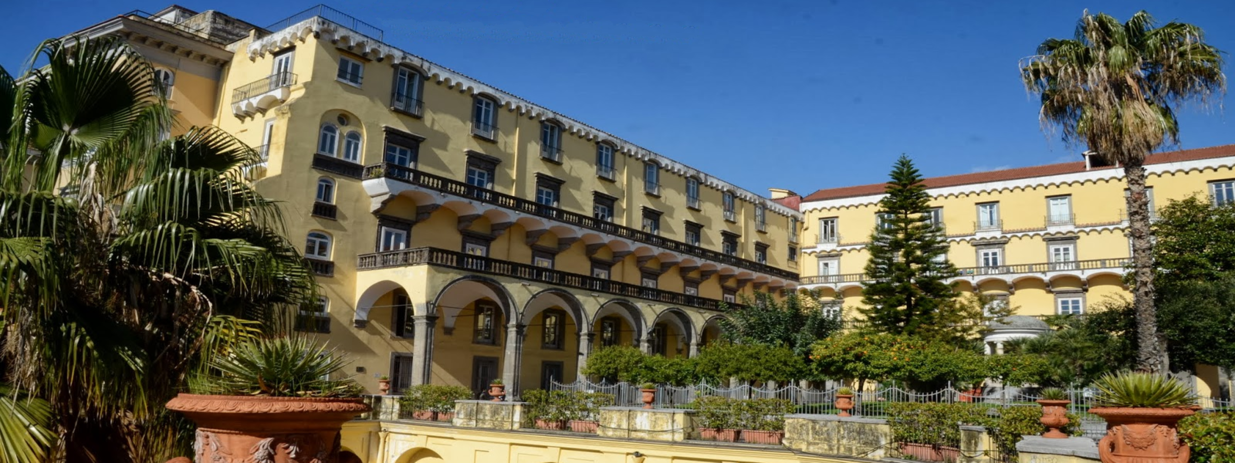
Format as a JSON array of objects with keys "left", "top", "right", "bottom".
[
  {"left": 1037, "top": 388, "right": 1071, "bottom": 438},
  {"left": 377, "top": 375, "right": 391, "bottom": 394},
  {"left": 568, "top": 392, "right": 612, "bottom": 433},
  {"left": 523, "top": 390, "right": 569, "bottom": 430},
  {"left": 489, "top": 378, "right": 506, "bottom": 402},
  {"left": 1089, "top": 371, "right": 1197, "bottom": 462},
  {"left": 640, "top": 382, "right": 656, "bottom": 409},
  {"left": 835, "top": 386, "right": 855, "bottom": 417},
  {"left": 739, "top": 398, "right": 793, "bottom": 445},
  {"left": 695, "top": 396, "right": 739, "bottom": 442},
  {"left": 168, "top": 337, "right": 369, "bottom": 463}
]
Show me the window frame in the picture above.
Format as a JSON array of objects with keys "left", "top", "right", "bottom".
[
  {"left": 383, "top": 131, "right": 420, "bottom": 168},
  {"left": 379, "top": 226, "right": 408, "bottom": 252},
  {"left": 1210, "top": 180, "right": 1235, "bottom": 207},
  {"left": 755, "top": 243, "right": 768, "bottom": 264},
  {"left": 391, "top": 67, "right": 423, "bottom": 116},
  {"left": 305, "top": 231, "right": 332, "bottom": 259},
  {"left": 153, "top": 68, "right": 175, "bottom": 98},
  {"left": 722, "top": 232, "right": 739, "bottom": 256},
  {"left": 593, "top": 193, "right": 616, "bottom": 222},
  {"left": 599, "top": 317, "right": 620, "bottom": 347},
  {"left": 342, "top": 131, "right": 363, "bottom": 162},
  {"left": 337, "top": 56, "right": 364, "bottom": 86},
  {"left": 317, "top": 123, "right": 339, "bottom": 156},
  {"left": 465, "top": 152, "right": 499, "bottom": 190},
  {"left": 641, "top": 207, "right": 662, "bottom": 235},
  {"left": 532, "top": 249, "right": 555, "bottom": 269},
  {"left": 596, "top": 143, "right": 615, "bottom": 179},
  {"left": 541, "top": 309, "right": 565, "bottom": 350},
  {"left": 755, "top": 205, "right": 767, "bottom": 232},
  {"left": 685, "top": 221, "right": 703, "bottom": 247},
  {"left": 1047, "top": 195, "right": 1073, "bottom": 225},
  {"left": 535, "top": 174, "right": 564, "bottom": 209},
  {"left": 818, "top": 217, "right": 838, "bottom": 244},
  {"left": 473, "top": 301, "right": 500, "bottom": 345},
  {"left": 977, "top": 202, "right": 1001, "bottom": 231},
  {"left": 722, "top": 192, "right": 736, "bottom": 221},
  {"left": 1056, "top": 294, "right": 1085, "bottom": 315},
  {"left": 471, "top": 96, "right": 498, "bottom": 140},
  {"left": 391, "top": 291, "right": 413, "bottom": 338},
  {"left": 686, "top": 177, "right": 700, "bottom": 209},
  {"left": 643, "top": 162, "right": 660, "bottom": 195},
  {"left": 817, "top": 256, "right": 840, "bottom": 276},
  {"left": 315, "top": 177, "right": 336, "bottom": 204},
  {"left": 540, "top": 121, "right": 563, "bottom": 162}
]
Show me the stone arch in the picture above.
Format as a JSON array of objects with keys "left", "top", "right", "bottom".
[
  {"left": 650, "top": 307, "right": 696, "bottom": 357},
  {"left": 594, "top": 299, "right": 646, "bottom": 336},
  {"left": 430, "top": 275, "right": 517, "bottom": 320},
  {"left": 521, "top": 288, "right": 587, "bottom": 332},
  {"left": 700, "top": 314, "right": 727, "bottom": 347},
  {"left": 395, "top": 448, "right": 445, "bottom": 463},
  {"left": 354, "top": 280, "right": 413, "bottom": 321}
]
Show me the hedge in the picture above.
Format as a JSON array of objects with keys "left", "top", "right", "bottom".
[{"left": 1180, "top": 412, "right": 1235, "bottom": 463}]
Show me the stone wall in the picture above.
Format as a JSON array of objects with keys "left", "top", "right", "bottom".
[
  {"left": 1015, "top": 436, "right": 1100, "bottom": 463},
  {"left": 597, "top": 407, "right": 695, "bottom": 442},
  {"left": 783, "top": 414, "right": 892, "bottom": 459},
  {"left": 452, "top": 400, "right": 524, "bottom": 430}
]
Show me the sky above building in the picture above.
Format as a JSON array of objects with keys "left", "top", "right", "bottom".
[{"left": 2, "top": 0, "right": 1231, "bottom": 197}]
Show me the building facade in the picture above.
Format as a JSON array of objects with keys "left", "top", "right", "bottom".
[{"left": 75, "top": 5, "right": 802, "bottom": 397}]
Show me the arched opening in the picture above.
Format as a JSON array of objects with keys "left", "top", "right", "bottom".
[
  {"left": 701, "top": 315, "right": 725, "bottom": 347},
  {"left": 592, "top": 300, "right": 645, "bottom": 351},
  {"left": 649, "top": 308, "right": 694, "bottom": 359},
  {"left": 396, "top": 448, "right": 444, "bottom": 463},
  {"left": 431, "top": 277, "right": 515, "bottom": 398},
  {"left": 520, "top": 289, "right": 585, "bottom": 389}
]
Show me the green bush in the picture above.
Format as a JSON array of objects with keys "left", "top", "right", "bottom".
[
  {"left": 582, "top": 346, "right": 695, "bottom": 385},
  {"left": 693, "top": 343, "right": 807, "bottom": 383},
  {"left": 694, "top": 396, "right": 738, "bottom": 429},
  {"left": 1093, "top": 371, "right": 1196, "bottom": 408},
  {"left": 521, "top": 389, "right": 615, "bottom": 423},
  {"left": 691, "top": 396, "right": 793, "bottom": 431},
  {"left": 887, "top": 402, "right": 989, "bottom": 447},
  {"left": 398, "top": 384, "right": 471, "bottom": 413},
  {"left": 1180, "top": 412, "right": 1235, "bottom": 463},
  {"left": 192, "top": 336, "right": 361, "bottom": 397},
  {"left": 986, "top": 406, "right": 1081, "bottom": 462}
]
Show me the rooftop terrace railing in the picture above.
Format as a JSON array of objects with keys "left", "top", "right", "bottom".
[{"left": 265, "top": 4, "right": 384, "bottom": 42}]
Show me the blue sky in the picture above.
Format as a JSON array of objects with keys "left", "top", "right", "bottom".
[{"left": 2, "top": 1, "right": 1232, "bottom": 197}]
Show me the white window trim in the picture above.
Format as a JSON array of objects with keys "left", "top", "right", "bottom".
[
  {"left": 317, "top": 124, "right": 339, "bottom": 156},
  {"left": 337, "top": 56, "right": 364, "bottom": 86},
  {"left": 306, "top": 232, "right": 332, "bottom": 259},
  {"left": 316, "top": 177, "right": 335, "bottom": 204}
]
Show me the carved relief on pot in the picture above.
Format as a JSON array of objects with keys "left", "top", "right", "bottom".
[{"left": 193, "top": 429, "right": 337, "bottom": 463}]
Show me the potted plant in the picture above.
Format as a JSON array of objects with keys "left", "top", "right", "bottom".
[
  {"left": 835, "top": 386, "right": 855, "bottom": 417},
  {"left": 568, "top": 391, "right": 612, "bottom": 433},
  {"left": 399, "top": 384, "right": 470, "bottom": 421},
  {"left": 489, "top": 378, "right": 506, "bottom": 402},
  {"left": 523, "top": 390, "right": 569, "bottom": 430},
  {"left": 167, "top": 337, "right": 369, "bottom": 463},
  {"left": 739, "top": 398, "right": 793, "bottom": 445},
  {"left": 695, "top": 396, "right": 739, "bottom": 442},
  {"left": 378, "top": 374, "right": 391, "bottom": 394},
  {"left": 433, "top": 385, "right": 471, "bottom": 421},
  {"left": 1037, "top": 388, "right": 1071, "bottom": 438},
  {"left": 1089, "top": 371, "right": 1197, "bottom": 462},
  {"left": 640, "top": 382, "right": 656, "bottom": 409}
]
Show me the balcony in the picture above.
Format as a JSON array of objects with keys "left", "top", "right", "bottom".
[
  {"left": 540, "top": 145, "right": 563, "bottom": 163},
  {"left": 472, "top": 122, "right": 497, "bottom": 140},
  {"left": 390, "top": 92, "right": 423, "bottom": 117},
  {"left": 230, "top": 72, "right": 296, "bottom": 117},
  {"left": 687, "top": 196, "right": 700, "bottom": 210},
  {"left": 800, "top": 258, "right": 1131, "bottom": 286},
  {"left": 312, "top": 201, "right": 338, "bottom": 220},
  {"left": 644, "top": 182, "right": 660, "bottom": 196},
  {"left": 597, "top": 165, "right": 615, "bottom": 181},
  {"left": 817, "top": 234, "right": 839, "bottom": 245},
  {"left": 357, "top": 247, "right": 731, "bottom": 311},
  {"left": 306, "top": 258, "right": 335, "bottom": 277},
  {"left": 975, "top": 219, "right": 1003, "bottom": 233},
  {"left": 1047, "top": 213, "right": 1075, "bottom": 227},
  {"left": 363, "top": 163, "right": 798, "bottom": 280},
  {"left": 312, "top": 154, "right": 364, "bottom": 179},
  {"left": 723, "top": 210, "right": 736, "bottom": 222}
]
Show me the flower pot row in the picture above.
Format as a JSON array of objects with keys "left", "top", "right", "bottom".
[
  {"left": 409, "top": 410, "right": 456, "bottom": 422},
  {"left": 533, "top": 419, "right": 599, "bottom": 433},
  {"left": 698, "top": 428, "right": 785, "bottom": 445}
]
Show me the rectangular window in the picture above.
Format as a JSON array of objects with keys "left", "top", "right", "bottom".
[
  {"left": 391, "top": 292, "right": 413, "bottom": 338},
  {"left": 463, "top": 237, "right": 489, "bottom": 257},
  {"left": 600, "top": 318, "right": 619, "bottom": 347},
  {"left": 337, "top": 56, "right": 363, "bottom": 85},
  {"left": 535, "top": 175, "right": 563, "bottom": 209},
  {"left": 1049, "top": 242, "right": 1077, "bottom": 270},
  {"left": 755, "top": 206, "right": 767, "bottom": 232},
  {"left": 593, "top": 193, "right": 615, "bottom": 222},
  {"left": 465, "top": 153, "right": 498, "bottom": 191},
  {"left": 540, "top": 123, "right": 562, "bottom": 162},
  {"left": 272, "top": 50, "right": 294, "bottom": 79},
  {"left": 392, "top": 67, "right": 422, "bottom": 116},
  {"left": 542, "top": 310, "right": 564, "bottom": 349},
  {"left": 641, "top": 272, "right": 658, "bottom": 289},
  {"left": 789, "top": 217, "right": 799, "bottom": 243},
  {"left": 977, "top": 202, "right": 1000, "bottom": 231},
  {"left": 876, "top": 212, "right": 894, "bottom": 230},
  {"left": 384, "top": 141, "right": 416, "bottom": 168},
  {"left": 684, "top": 280, "right": 699, "bottom": 296},
  {"left": 390, "top": 353, "right": 415, "bottom": 394},
  {"left": 1211, "top": 180, "right": 1235, "bottom": 206},
  {"left": 1057, "top": 296, "right": 1084, "bottom": 315},
  {"left": 928, "top": 208, "right": 943, "bottom": 228},
  {"left": 642, "top": 208, "right": 661, "bottom": 235},
  {"left": 644, "top": 162, "right": 659, "bottom": 195},
  {"left": 755, "top": 243, "right": 768, "bottom": 264},
  {"left": 533, "top": 250, "right": 555, "bottom": 269},
  {"left": 596, "top": 144, "right": 615, "bottom": 179},
  {"left": 686, "top": 178, "right": 700, "bottom": 209},
  {"left": 472, "top": 97, "right": 497, "bottom": 139},
  {"left": 979, "top": 248, "right": 1002, "bottom": 268},
  {"left": 474, "top": 302, "right": 498, "bottom": 344},
  {"left": 260, "top": 119, "right": 275, "bottom": 160},
  {"left": 723, "top": 192, "right": 736, "bottom": 222},
  {"left": 1125, "top": 187, "right": 1157, "bottom": 218},
  {"left": 818, "top": 218, "right": 838, "bottom": 244},
  {"left": 379, "top": 227, "right": 408, "bottom": 252},
  {"left": 817, "top": 257, "right": 839, "bottom": 277},
  {"left": 1047, "top": 196, "right": 1072, "bottom": 225},
  {"left": 723, "top": 288, "right": 736, "bottom": 304},
  {"left": 722, "top": 232, "right": 738, "bottom": 256},
  {"left": 685, "top": 222, "right": 702, "bottom": 247},
  {"left": 591, "top": 262, "right": 611, "bottom": 280},
  {"left": 788, "top": 245, "right": 797, "bottom": 262}
]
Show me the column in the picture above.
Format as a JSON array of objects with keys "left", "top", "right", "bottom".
[
  {"left": 638, "top": 333, "right": 651, "bottom": 354},
  {"left": 411, "top": 313, "right": 437, "bottom": 386},
  {"left": 688, "top": 338, "right": 700, "bottom": 358},
  {"left": 576, "top": 331, "right": 594, "bottom": 379},
  {"left": 502, "top": 323, "right": 525, "bottom": 401}
]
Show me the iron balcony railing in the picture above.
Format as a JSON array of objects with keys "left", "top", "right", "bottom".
[
  {"left": 312, "top": 201, "right": 338, "bottom": 220},
  {"left": 312, "top": 154, "right": 365, "bottom": 179},
  {"left": 800, "top": 257, "right": 1131, "bottom": 285},
  {"left": 645, "top": 182, "right": 660, "bottom": 196},
  {"left": 975, "top": 219, "right": 1003, "bottom": 232},
  {"left": 472, "top": 122, "right": 497, "bottom": 140},
  {"left": 357, "top": 247, "right": 732, "bottom": 312},
  {"left": 231, "top": 72, "right": 297, "bottom": 103},
  {"left": 817, "top": 233, "right": 839, "bottom": 245},
  {"left": 596, "top": 165, "right": 615, "bottom": 180},
  {"left": 1047, "top": 213, "right": 1075, "bottom": 227},
  {"left": 266, "top": 4, "right": 384, "bottom": 42},
  {"left": 306, "top": 258, "right": 334, "bottom": 277},
  {"left": 541, "top": 145, "right": 563, "bottom": 162},
  {"left": 390, "top": 92, "right": 423, "bottom": 117},
  {"left": 687, "top": 196, "right": 700, "bottom": 210},
  {"left": 723, "top": 210, "right": 736, "bottom": 222},
  {"left": 362, "top": 162, "right": 798, "bottom": 280}
]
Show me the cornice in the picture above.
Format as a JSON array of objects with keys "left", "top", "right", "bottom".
[
  {"left": 246, "top": 17, "right": 799, "bottom": 219},
  {"left": 800, "top": 156, "right": 1235, "bottom": 213},
  {"left": 801, "top": 223, "right": 1129, "bottom": 256}
]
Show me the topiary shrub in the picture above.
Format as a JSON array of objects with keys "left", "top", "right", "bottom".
[
  {"left": 887, "top": 402, "right": 989, "bottom": 448},
  {"left": 1179, "top": 412, "right": 1235, "bottom": 463}
]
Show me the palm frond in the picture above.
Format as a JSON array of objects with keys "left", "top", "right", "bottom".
[{"left": 0, "top": 385, "right": 55, "bottom": 463}]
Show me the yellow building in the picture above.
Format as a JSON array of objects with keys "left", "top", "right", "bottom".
[
  {"left": 797, "top": 145, "right": 1235, "bottom": 356},
  {"left": 75, "top": 5, "right": 802, "bottom": 397}
]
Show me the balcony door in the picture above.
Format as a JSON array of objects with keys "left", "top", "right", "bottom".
[
  {"left": 1049, "top": 243, "right": 1077, "bottom": 270},
  {"left": 471, "top": 356, "right": 500, "bottom": 399},
  {"left": 379, "top": 227, "right": 408, "bottom": 252},
  {"left": 817, "top": 257, "right": 840, "bottom": 281},
  {"left": 272, "top": 51, "right": 293, "bottom": 87}
]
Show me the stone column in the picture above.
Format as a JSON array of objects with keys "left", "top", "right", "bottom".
[
  {"left": 411, "top": 313, "right": 437, "bottom": 386},
  {"left": 638, "top": 334, "right": 651, "bottom": 354},
  {"left": 502, "top": 323, "right": 526, "bottom": 400},
  {"left": 995, "top": 342, "right": 1005, "bottom": 355},
  {"left": 688, "top": 339, "right": 700, "bottom": 358},
  {"left": 576, "top": 331, "right": 594, "bottom": 379}
]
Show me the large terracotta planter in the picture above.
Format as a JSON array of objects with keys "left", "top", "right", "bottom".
[
  {"left": 740, "top": 430, "right": 784, "bottom": 445},
  {"left": 535, "top": 419, "right": 568, "bottom": 430},
  {"left": 1037, "top": 399, "right": 1071, "bottom": 438},
  {"left": 410, "top": 410, "right": 436, "bottom": 421},
  {"left": 699, "top": 428, "right": 739, "bottom": 442},
  {"left": 568, "top": 420, "right": 598, "bottom": 433},
  {"left": 835, "top": 394, "right": 854, "bottom": 417},
  {"left": 489, "top": 383, "right": 506, "bottom": 402},
  {"left": 1090, "top": 407, "right": 1196, "bottom": 463},
  {"left": 435, "top": 412, "right": 455, "bottom": 422},
  {"left": 166, "top": 393, "right": 369, "bottom": 463},
  {"left": 900, "top": 443, "right": 960, "bottom": 462},
  {"left": 640, "top": 388, "right": 655, "bottom": 409}
]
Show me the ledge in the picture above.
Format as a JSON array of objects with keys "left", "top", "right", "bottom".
[
  {"left": 1016, "top": 436, "right": 1099, "bottom": 461},
  {"left": 598, "top": 406, "right": 694, "bottom": 442},
  {"left": 452, "top": 400, "right": 524, "bottom": 430}
]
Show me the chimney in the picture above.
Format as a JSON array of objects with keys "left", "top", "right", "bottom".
[{"left": 768, "top": 188, "right": 797, "bottom": 200}]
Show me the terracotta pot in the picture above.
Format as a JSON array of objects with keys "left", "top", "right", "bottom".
[
  {"left": 535, "top": 419, "right": 567, "bottom": 430},
  {"left": 1037, "top": 399, "right": 1071, "bottom": 438},
  {"left": 377, "top": 379, "right": 391, "bottom": 394},
  {"left": 1090, "top": 407, "right": 1196, "bottom": 463},
  {"left": 435, "top": 412, "right": 454, "bottom": 422},
  {"left": 410, "top": 410, "right": 436, "bottom": 421},
  {"left": 740, "top": 430, "right": 784, "bottom": 445},
  {"left": 489, "top": 384, "right": 506, "bottom": 402},
  {"left": 699, "top": 428, "right": 739, "bottom": 442},
  {"left": 166, "top": 393, "right": 369, "bottom": 463},
  {"left": 568, "top": 420, "right": 598, "bottom": 433},
  {"left": 640, "top": 388, "right": 655, "bottom": 409},
  {"left": 900, "top": 443, "right": 960, "bottom": 462},
  {"left": 835, "top": 394, "right": 855, "bottom": 417}
]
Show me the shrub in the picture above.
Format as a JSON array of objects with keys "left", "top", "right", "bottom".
[
  {"left": 986, "top": 405, "right": 1082, "bottom": 462},
  {"left": 193, "top": 336, "right": 360, "bottom": 397},
  {"left": 399, "top": 384, "right": 471, "bottom": 414},
  {"left": 1093, "top": 371, "right": 1196, "bottom": 408},
  {"left": 811, "top": 332, "right": 985, "bottom": 391},
  {"left": 887, "top": 402, "right": 989, "bottom": 447},
  {"left": 693, "top": 343, "right": 807, "bottom": 383},
  {"left": 740, "top": 398, "right": 794, "bottom": 431},
  {"left": 695, "top": 396, "right": 738, "bottom": 429},
  {"left": 521, "top": 390, "right": 615, "bottom": 424},
  {"left": 1180, "top": 412, "right": 1235, "bottom": 463}
]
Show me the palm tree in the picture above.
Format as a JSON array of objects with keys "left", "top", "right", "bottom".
[
  {"left": 0, "top": 37, "right": 316, "bottom": 462},
  {"left": 1021, "top": 11, "right": 1225, "bottom": 374}
]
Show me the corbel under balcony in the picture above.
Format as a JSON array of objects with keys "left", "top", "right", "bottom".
[{"left": 230, "top": 72, "right": 297, "bottom": 118}]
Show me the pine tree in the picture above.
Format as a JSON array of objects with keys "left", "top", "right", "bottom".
[{"left": 860, "top": 155, "right": 962, "bottom": 339}]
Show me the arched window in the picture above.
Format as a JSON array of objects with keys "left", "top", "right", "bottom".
[
  {"left": 318, "top": 124, "right": 338, "bottom": 156},
  {"left": 153, "top": 68, "right": 174, "bottom": 97},
  {"left": 343, "top": 131, "right": 362, "bottom": 162},
  {"left": 316, "top": 178, "right": 335, "bottom": 204},
  {"left": 305, "top": 232, "right": 332, "bottom": 259}
]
